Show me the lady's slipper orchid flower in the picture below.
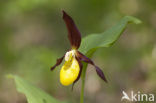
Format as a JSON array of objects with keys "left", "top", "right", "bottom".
[{"left": 51, "top": 11, "right": 107, "bottom": 86}]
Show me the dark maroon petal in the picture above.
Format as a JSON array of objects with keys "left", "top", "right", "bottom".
[
  {"left": 76, "top": 51, "right": 94, "bottom": 64},
  {"left": 50, "top": 55, "right": 64, "bottom": 71},
  {"left": 72, "top": 57, "right": 83, "bottom": 90},
  {"left": 62, "top": 10, "right": 81, "bottom": 49},
  {"left": 94, "top": 65, "right": 108, "bottom": 83},
  {"left": 77, "top": 51, "right": 108, "bottom": 83}
]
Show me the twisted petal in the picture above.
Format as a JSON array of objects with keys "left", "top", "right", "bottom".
[
  {"left": 51, "top": 55, "right": 64, "bottom": 71},
  {"left": 72, "top": 57, "right": 83, "bottom": 90},
  {"left": 77, "top": 51, "right": 108, "bottom": 83},
  {"left": 62, "top": 10, "right": 81, "bottom": 49}
]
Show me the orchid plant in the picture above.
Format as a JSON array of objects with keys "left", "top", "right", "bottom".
[
  {"left": 51, "top": 11, "right": 107, "bottom": 88},
  {"left": 9, "top": 10, "right": 141, "bottom": 103}
]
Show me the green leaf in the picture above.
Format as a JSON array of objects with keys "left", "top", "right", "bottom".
[
  {"left": 79, "top": 16, "right": 141, "bottom": 56},
  {"left": 8, "top": 75, "right": 66, "bottom": 103}
]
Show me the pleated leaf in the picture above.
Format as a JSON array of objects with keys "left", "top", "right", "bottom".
[
  {"left": 8, "top": 75, "right": 67, "bottom": 103},
  {"left": 79, "top": 16, "right": 141, "bottom": 56}
]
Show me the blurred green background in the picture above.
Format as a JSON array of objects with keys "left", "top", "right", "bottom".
[{"left": 0, "top": 0, "right": 156, "bottom": 103}]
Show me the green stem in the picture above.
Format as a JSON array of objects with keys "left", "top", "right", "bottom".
[
  {"left": 80, "top": 51, "right": 94, "bottom": 103},
  {"left": 80, "top": 63, "right": 87, "bottom": 103},
  {"left": 80, "top": 77, "right": 85, "bottom": 103}
]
